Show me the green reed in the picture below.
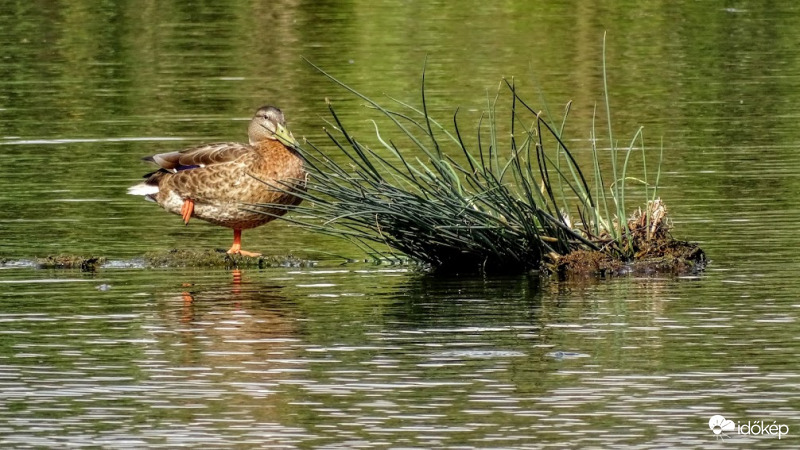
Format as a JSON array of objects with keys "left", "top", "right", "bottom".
[{"left": 258, "top": 50, "right": 662, "bottom": 273}]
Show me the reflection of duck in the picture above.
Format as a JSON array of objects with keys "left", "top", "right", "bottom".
[
  {"left": 153, "top": 270, "right": 300, "bottom": 423},
  {"left": 128, "top": 106, "right": 305, "bottom": 256},
  {"left": 181, "top": 270, "right": 243, "bottom": 309},
  {"left": 163, "top": 270, "right": 298, "bottom": 349}
]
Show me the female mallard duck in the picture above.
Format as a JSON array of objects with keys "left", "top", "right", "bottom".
[{"left": 128, "top": 106, "right": 305, "bottom": 257}]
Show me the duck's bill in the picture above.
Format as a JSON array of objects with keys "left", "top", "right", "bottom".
[{"left": 273, "top": 123, "right": 299, "bottom": 148}]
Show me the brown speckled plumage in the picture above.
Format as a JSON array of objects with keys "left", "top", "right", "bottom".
[{"left": 129, "top": 106, "right": 305, "bottom": 255}]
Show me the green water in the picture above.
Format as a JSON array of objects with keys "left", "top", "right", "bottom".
[{"left": 2, "top": 1, "right": 800, "bottom": 447}]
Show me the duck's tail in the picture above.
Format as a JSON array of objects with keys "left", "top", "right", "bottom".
[{"left": 127, "top": 181, "right": 159, "bottom": 202}]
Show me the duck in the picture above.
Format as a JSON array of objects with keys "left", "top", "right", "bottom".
[{"left": 128, "top": 106, "right": 305, "bottom": 257}]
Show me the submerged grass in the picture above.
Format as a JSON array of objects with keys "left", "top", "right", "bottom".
[{"left": 258, "top": 41, "right": 701, "bottom": 275}]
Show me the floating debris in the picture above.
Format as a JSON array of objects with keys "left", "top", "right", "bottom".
[{"left": 547, "top": 351, "right": 591, "bottom": 360}]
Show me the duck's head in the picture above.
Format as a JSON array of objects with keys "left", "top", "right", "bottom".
[{"left": 248, "top": 105, "right": 297, "bottom": 146}]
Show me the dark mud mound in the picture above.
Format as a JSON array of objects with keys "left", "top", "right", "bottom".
[
  {"left": 143, "top": 249, "right": 313, "bottom": 269},
  {"left": 549, "top": 200, "right": 706, "bottom": 278},
  {"left": 1, "top": 251, "right": 316, "bottom": 271},
  {"left": 32, "top": 255, "right": 107, "bottom": 271},
  {"left": 551, "top": 240, "right": 706, "bottom": 278}
]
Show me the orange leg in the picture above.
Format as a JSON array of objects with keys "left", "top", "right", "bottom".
[
  {"left": 226, "top": 229, "right": 261, "bottom": 257},
  {"left": 181, "top": 198, "right": 194, "bottom": 225}
]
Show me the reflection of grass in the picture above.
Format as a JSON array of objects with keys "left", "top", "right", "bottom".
[{"left": 263, "top": 42, "right": 695, "bottom": 274}]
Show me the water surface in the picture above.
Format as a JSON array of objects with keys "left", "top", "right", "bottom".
[{"left": 2, "top": 1, "right": 800, "bottom": 447}]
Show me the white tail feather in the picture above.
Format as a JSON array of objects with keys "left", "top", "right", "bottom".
[{"left": 127, "top": 183, "right": 159, "bottom": 196}]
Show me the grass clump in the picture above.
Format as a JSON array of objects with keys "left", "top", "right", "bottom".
[{"left": 259, "top": 43, "right": 703, "bottom": 275}]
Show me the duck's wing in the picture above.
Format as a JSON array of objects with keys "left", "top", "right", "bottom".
[{"left": 144, "top": 142, "right": 252, "bottom": 173}]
